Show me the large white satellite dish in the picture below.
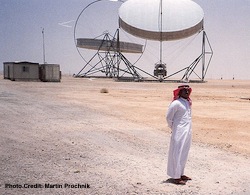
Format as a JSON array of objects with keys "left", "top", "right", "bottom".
[
  {"left": 117, "top": 0, "right": 212, "bottom": 82},
  {"left": 119, "top": 0, "right": 204, "bottom": 41}
]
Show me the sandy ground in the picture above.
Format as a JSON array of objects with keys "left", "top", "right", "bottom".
[{"left": 0, "top": 75, "right": 250, "bottom": 195}]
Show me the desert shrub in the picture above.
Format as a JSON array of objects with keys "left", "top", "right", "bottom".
[{"left": 100, "top": 88, "right": 109, "bottom": 93}]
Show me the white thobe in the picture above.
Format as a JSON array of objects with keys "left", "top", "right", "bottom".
[{"left": 166, "top": 97, "right": 192, "bottom": 179}]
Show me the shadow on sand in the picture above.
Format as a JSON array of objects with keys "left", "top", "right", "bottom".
[{"left": 162, "top": 178, "right": 187, "bottom": 185}]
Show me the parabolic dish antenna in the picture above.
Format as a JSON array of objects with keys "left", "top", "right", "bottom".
[
  {"left": 117, "top": 0, "right": 212, "bottom": 82},
  {"left": 73, "top": 0, "right": 146, "bottom": 79},
  {"left": 119, "top": 0, "right": 204, "bottom": 41}
]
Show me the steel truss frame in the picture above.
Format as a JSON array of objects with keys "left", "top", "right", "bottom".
[
  {"left": 74, "top": 30, "right": 143, "bottom": 80},
  {"left": 75, "top": 30, "right": 213, "bottom": 82},
  {"left": 169, "top": 30, "right": 213, "bottom": 82}
]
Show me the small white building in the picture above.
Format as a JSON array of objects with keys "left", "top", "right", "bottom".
[
  {"left": 3, "top": 61, "right": 40, "bottom": 81},
  {"left": 39, "top": 64, "right": 61, "bottom": 82}
]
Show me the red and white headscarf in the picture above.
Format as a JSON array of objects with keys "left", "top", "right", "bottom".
[{"left": 173, "top": 85, "right": 192, "bottom": 105}]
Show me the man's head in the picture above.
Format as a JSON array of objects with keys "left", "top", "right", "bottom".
[
  {"left": 172, "top": 85, "right": 192, "bottom": 105},
  {"left": 178, "top": 85, "right": 191, "bottom": 99},
  {"left": 173, "top": 85, "right": 192, "bottom": 100}
]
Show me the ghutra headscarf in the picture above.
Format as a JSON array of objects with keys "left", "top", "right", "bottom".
[{"left": 173, "top": 85, "right": 192, "bottom": 105}]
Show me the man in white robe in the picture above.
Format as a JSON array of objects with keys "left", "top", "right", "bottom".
[{"left": 166, "top": 85, "right": 192, "bottom": 185}]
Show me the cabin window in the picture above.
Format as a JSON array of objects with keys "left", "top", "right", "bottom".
[{"left": 22, "top": 66, "right": 29, "bottom": 72}]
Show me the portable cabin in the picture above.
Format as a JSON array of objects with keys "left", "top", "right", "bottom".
[
  {"left": 3, "top": 61, "right": 40, "bottom": 81},
  {"left": 39, "top": 64, "right": 61, "bottom": 82}
]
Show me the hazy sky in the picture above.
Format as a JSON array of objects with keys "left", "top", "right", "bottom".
[{"left": 1, "top": 0, "right": 250, "bottom": 80}]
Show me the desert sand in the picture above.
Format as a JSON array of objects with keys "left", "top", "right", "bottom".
[{"left": 0, "top": 75, "right": 250, "bottom": 194}]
